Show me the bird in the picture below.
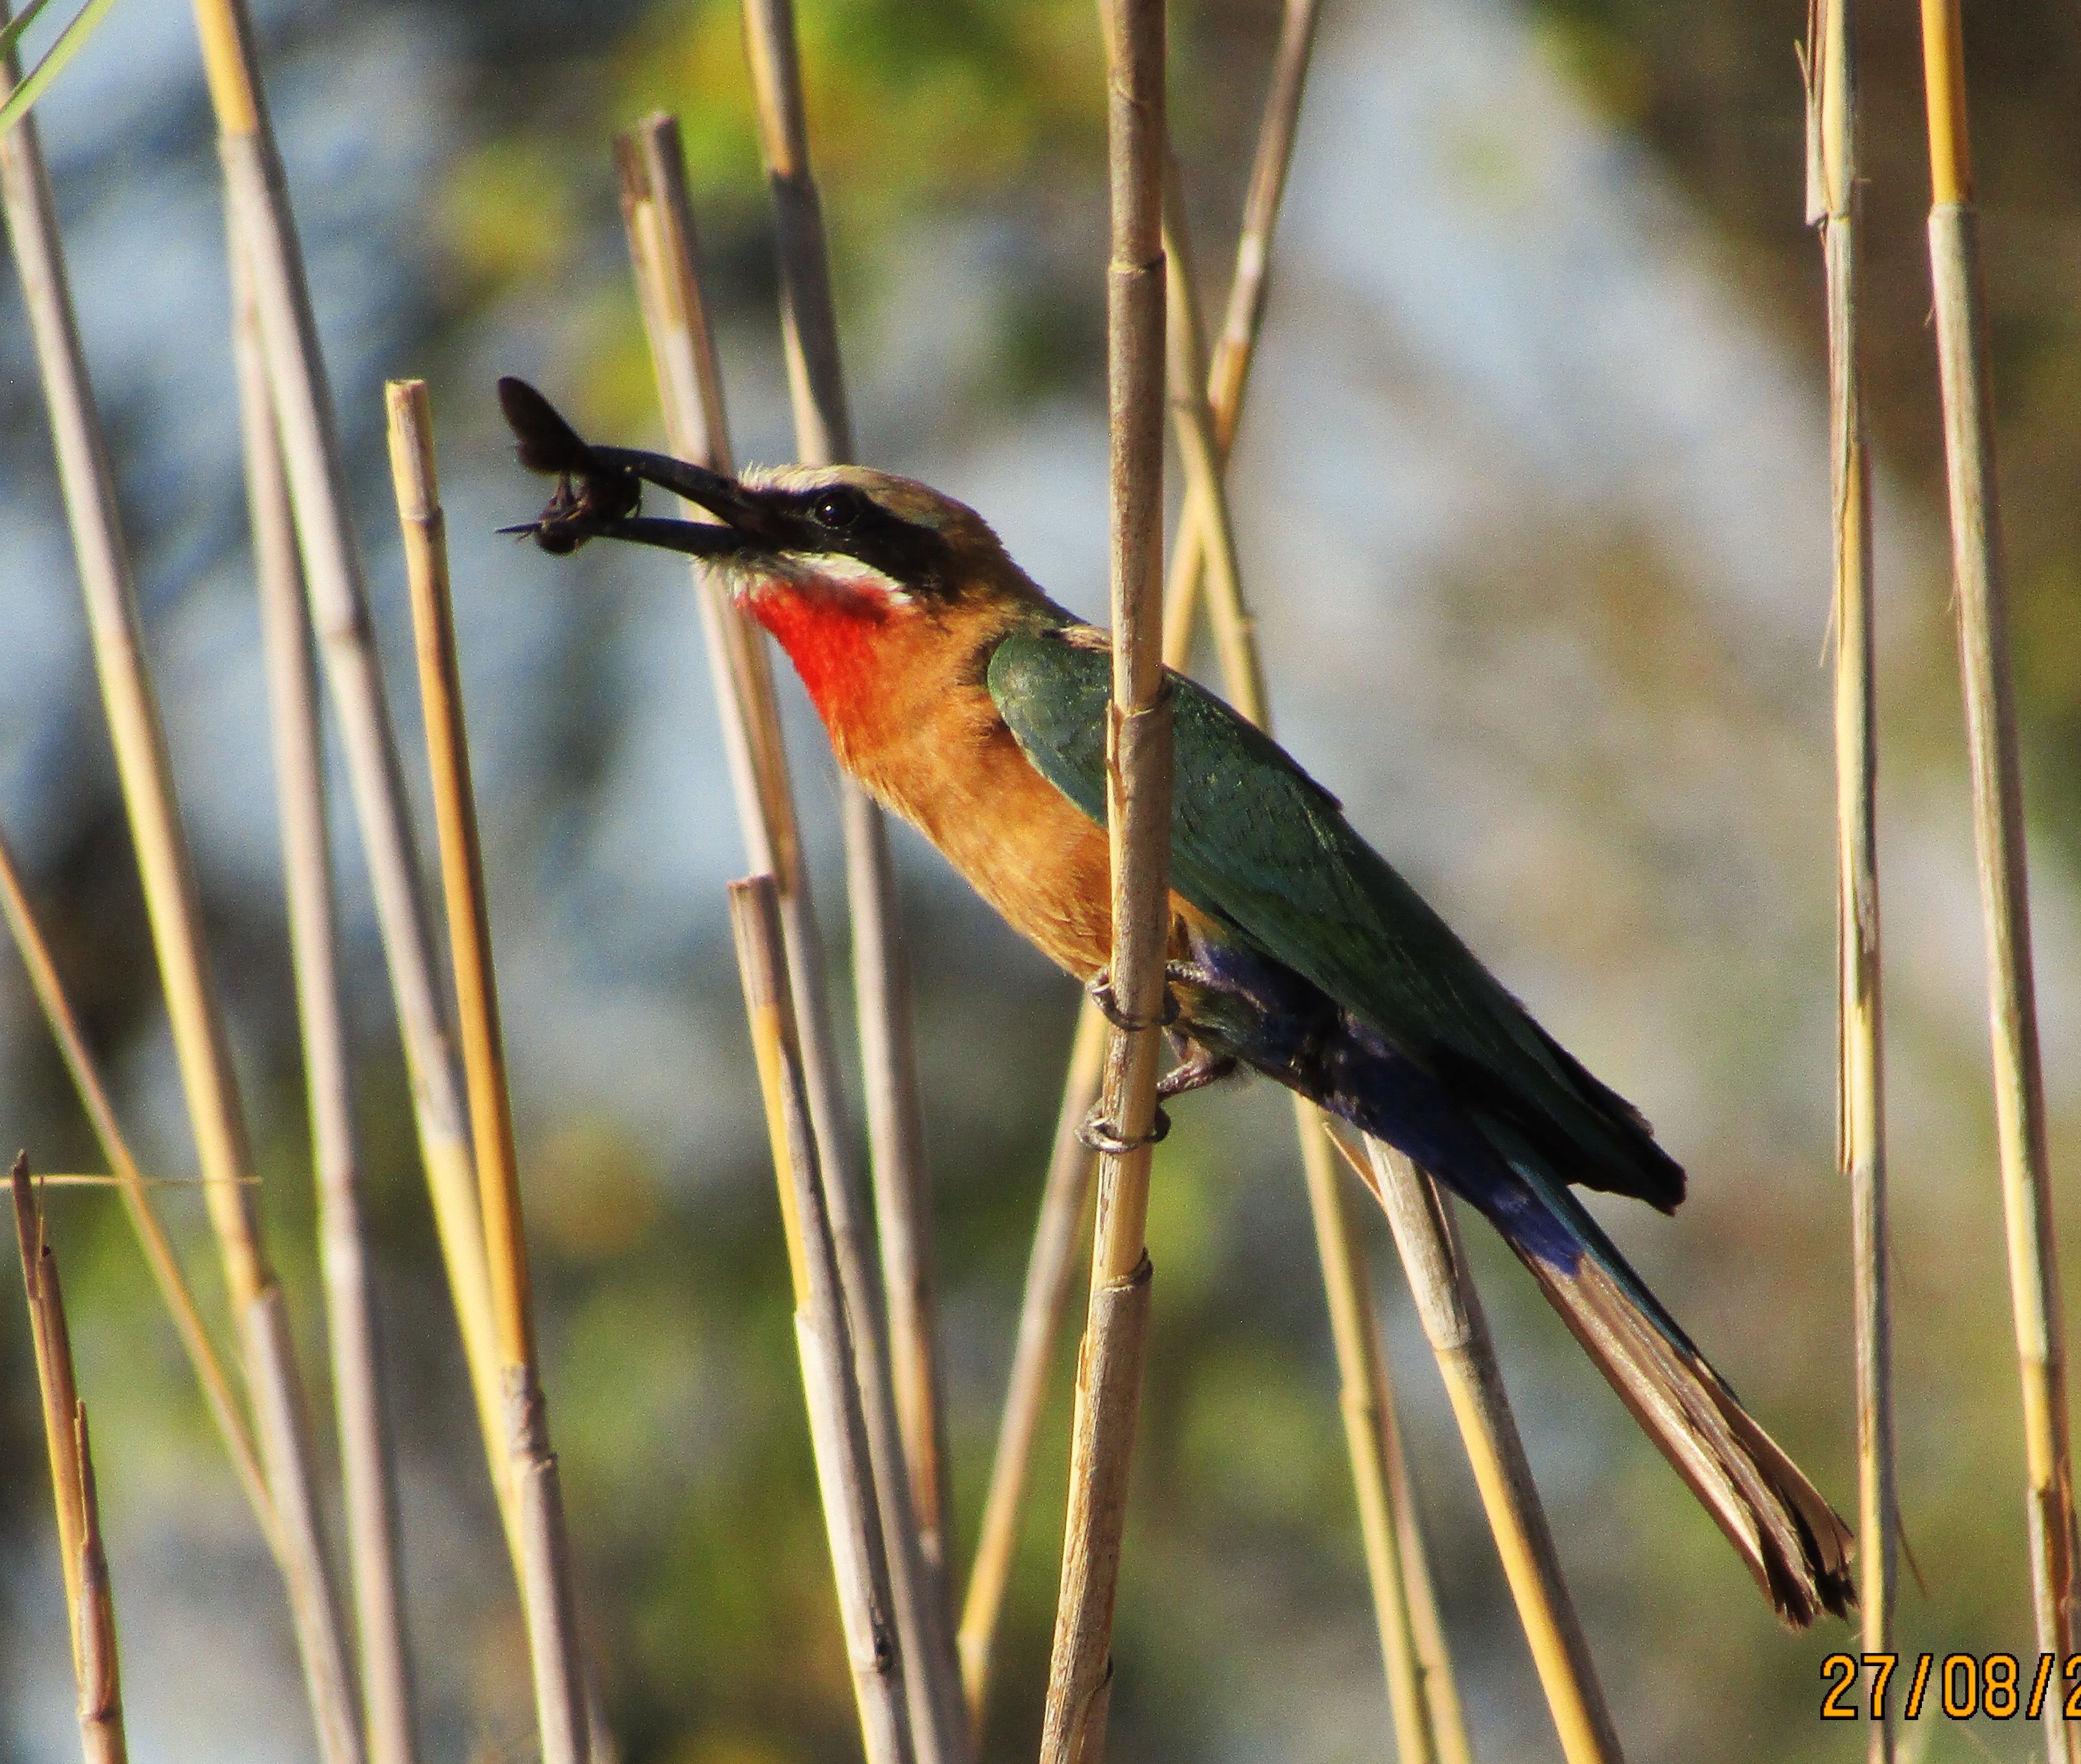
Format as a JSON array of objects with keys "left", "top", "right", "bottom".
[{"left": 496, "top": 375, "right": 1855, "bottom": 1627}]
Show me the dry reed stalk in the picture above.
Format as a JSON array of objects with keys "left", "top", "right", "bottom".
[
  {"left": 739, "top": 0, "right": 950, "bottom": 1537},
  {"left": 1349, "top": 1138, "right": 1620, "bottom": 1764},
  {"left": 1162, "top": 0, "right": 1321, "bottom": 661},
  {"left": 1149, "top": 81, "right": 1472, "bottom": 1762},
  {"left": 1803, "top": 8, "right": 1894, "bottom": 1756},
  {"left": 13, "top": 1155, "right": 129, "bottom": 1764},
  {"left": 1, "top": 40, "right": 362, "bottom": 1759},
  {"left": 614, "top": 119, "right": 796, "bottom": 887},
  {"left": 618, "top": 110, "right": 966, "bottom": 1758},
  {"left": 735, "top": 12, "right": 969, "bottom": 1756},
  {"left": 1914, "top": 3, "right": 2078, "bottom": 1747},
  {"left": 1299, "top": 1131, "right": 1464, "bottom": 1764},
  {"left": 14, "top": 1156, "right": 89, "bottom": 1672},
  {"left": 959, "top": 7, "right": 1327, "bottom": 1726},
  {"left": 1157, "top": 154, "right": 1266, "bottom": 726},
  {"left": 388, "top": 380, "right": 588, "bottom": 1764},
  {"left": 956, "top": 1003, "right": 1103, "bottom": 1723},
  {"left": 0, "top": 830, "right": 272, "bottom": 1525},
  {"left": 70, "top": 1413, "right": 124, "bottom": 1764},
  {"left": 193, "top": 0, "right": 509, "bottom": 1521},
  {"left": 1926, "top": 0, "right": 2072, "bottom": 1642},
  {"left": 1036, "top": 0, "right": 1170, "bottom": 1756},
  {"left": 233, "top": 222, "right": 418, "bottom": 1764},
  {"left": 614, "top": 125, "right": 867, "bottom": 1364},
  {"left": 619, "top": 119, "right": 933, "bottom": 1759},
  {"left": 731, "top": 877, "right": 916, "bottom": 1764}
]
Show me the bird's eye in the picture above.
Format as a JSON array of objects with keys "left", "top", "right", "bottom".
[{"left": 810, "top": 488, "right": 866, "bottom": 531}]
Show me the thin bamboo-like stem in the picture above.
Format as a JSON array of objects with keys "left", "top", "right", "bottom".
[
  {"left": 734, "top": 14, "right": 970, "bottom": 1758},
  {"left": 1351, "top": 1139, "right": 1620, "bottom": 1764},
  {"left": 13, "top": 1155, "right": 129, "bottom": 1764},
  {"left": 1915, "top": 4, "right": 2077, "bottom": 1747},
  {"left": 959, "top": 8, "right": 1327, "bottom": 1727},
  {"left": 1803, "top": 8, "right": 1893, "bottom": 1758},
  {"left": 234, "top": 219, "right": 418, "bottom": 1764},
  {"left": 1, "top": 39, "right": 360, "bottom": 1760},
  {"left": 1037, "top": 0, "right": 1170, "bottom": 1755},
  {"left": 618, "top": 116, "right": 955, "bottom": 1755},
  {"left": 0, "top": 831, "right": 271, "bottom": 1527},
  {"left": 388, "top": 380, "right": 587, "bottom": 1764},
  {"left": 739, "top": 0, "right": 953, "bottom": 1557},
  {"left": 957, "top": 1002, "right": 1103, "bottom": 1723},
  {"left": 1162, "top": 0, "right": 1321, "bottom": 663},
  {"left": 615, "top": 122, "right": 857, "bottom": 1261},
  {"left": 193, "top": 0, "right": 509, "bottom": 1531},
  {"left": 14, "top": 1154, "right": 88, "bottom": 1671},
  {"left": 71, "top": 1410, "right": 126, "bottom": 1764},
  {"left": 1158, "top": 153, "right": 1266, "bottom": 726},
  {"left": 1157, "top": 144, "right": 1470, "bottom": 1762},
  {"left": 614, "top": 119, "right": 795, "bottom": 887},
  {"left": 1300, "top": 1130, "right": 1458, "bottom": 1764},
  {"left": 730, "top": 877, "right": 915, "bottom": 1764}
]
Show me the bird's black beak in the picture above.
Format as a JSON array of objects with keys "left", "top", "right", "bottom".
[{"left": 496, "top": 376, "right": 777, "bottom": 559}]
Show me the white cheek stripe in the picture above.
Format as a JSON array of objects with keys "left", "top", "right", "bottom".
[{"left": 748, "top": 550, "right": 913, "bottom": 606}]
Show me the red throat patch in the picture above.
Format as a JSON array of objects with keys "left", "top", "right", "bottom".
[{"left": 740, "top": 572, "right": 908, "bottom": 728}]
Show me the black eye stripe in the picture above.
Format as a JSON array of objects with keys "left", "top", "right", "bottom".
[{"left": 783, "top": 486, "right": 949, "bottom": 588}]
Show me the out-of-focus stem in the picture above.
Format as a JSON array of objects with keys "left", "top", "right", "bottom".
[
  {"left": 957, "top": 1004, "right": 1104, "bottom": 1722},
  {"left": 235, "top": 212, "right": 418, "bottom": 1764},
  {"left": 738, "top": 8, "right": 970, "bottom": 1754},
  {"left": 1915, "top": 3, "right": 2076, "bottom": 1747},
  {"left": 14, "top": 1155, "right": 130, "bottom": 1764},
  {"left": 3, "top": 30, "right": 358, "bottom": 1756},
  {"left": 731, "top": 878, "right": 916, "bottom": 1764},
  {"left": 1804, "top": 8, "right": 1895, "bottom": 1758},
  {"left": 194, "top": 0, "right": 509, "bottom": 1545}
]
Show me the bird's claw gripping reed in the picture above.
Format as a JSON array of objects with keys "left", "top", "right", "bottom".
[{"left": 499, "top": 376, "right": 1858, "bottom": 1628}]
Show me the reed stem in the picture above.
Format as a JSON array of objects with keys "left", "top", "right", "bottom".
[
  {"left": 0, "top": 831, "right": 272, "bottom": 1530},
  {"left": 1162, "top": 0, "right": 1321, "bottom": 662},
  {"left": 957, "top": 1004, "right": 1104, "bottom": 1724},
  {"left": 1300, "top": 1127, "right": 1466, "bottom": 1764},
  {"left": 13, "top": 1156, "right": 130, "bottom": 1764},
  {"left": 388, "top": 380, "right": 588, "bottom": 1764},
  {"left": 731, "top": 877, "right": 916, "bottom": 1764},
  {"left": 1804, "top": 8, "right": 1895, "bottom": 1757},
  {"left": 1355, "top": 1140, "right": 1621, "bottom": 1764},
  {"left": 617, "top": 111, "right": 963, "bottom": 1754},
  {"left": 960, "top": 7, "right": 1328, "bottom": 1730},
  {"left": 234, "top": 215, "right": 418, "bottom": 1764},
  {"left": 1915, "top": 6, "right": 2076, "bottom": 1750},
  {"left": 735, "top": 11, "right": 970, "bottom": 1755},
  {"left": 1037, "top": 1, "right": 1170, "bottom": 1755},
  {"left": 193, "top": 0, "right": 509, "bottom": 1536},
  {"left": 1157, "top": 138, "right": 1471, "bottom": 1761},
  {"left": 2, "top": 36, "right": 359, "bottom": 1757}
]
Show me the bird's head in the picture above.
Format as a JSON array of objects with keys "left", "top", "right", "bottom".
[{"left": 497, "top": 378, "right": 1043, "bottom": 650}]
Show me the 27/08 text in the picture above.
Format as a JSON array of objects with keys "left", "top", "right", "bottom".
[{"left": 1821, "top": 1653, "right": 2076, "bottom": 1721}]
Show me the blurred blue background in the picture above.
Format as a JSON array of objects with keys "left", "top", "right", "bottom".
[{"left": 2, "top": 0, "right": 2078, "bottom": 1758}]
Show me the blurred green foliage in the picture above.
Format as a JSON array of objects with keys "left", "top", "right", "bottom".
[{"left": 443, "top": 0, "right": 1105, "bottom": 301}]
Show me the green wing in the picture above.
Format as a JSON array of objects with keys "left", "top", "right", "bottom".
[{"left": 986, "top": 625, "right": 1681, "bottom": 1208}]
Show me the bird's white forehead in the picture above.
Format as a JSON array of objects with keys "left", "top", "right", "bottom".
[{"left": 739, "top": 462, "right": 966, "bottom": 534}]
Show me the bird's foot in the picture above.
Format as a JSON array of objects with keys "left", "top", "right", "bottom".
[
  {"left": 1157, "top": 1046, "right": 1236, "bottom": 1101},
  {"left": 1077, "top": 1101, "right": 1171, "bottom": 1156},
  {"left": 1085, "top": 963, "right": 1211, "bottom": 1031}
]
